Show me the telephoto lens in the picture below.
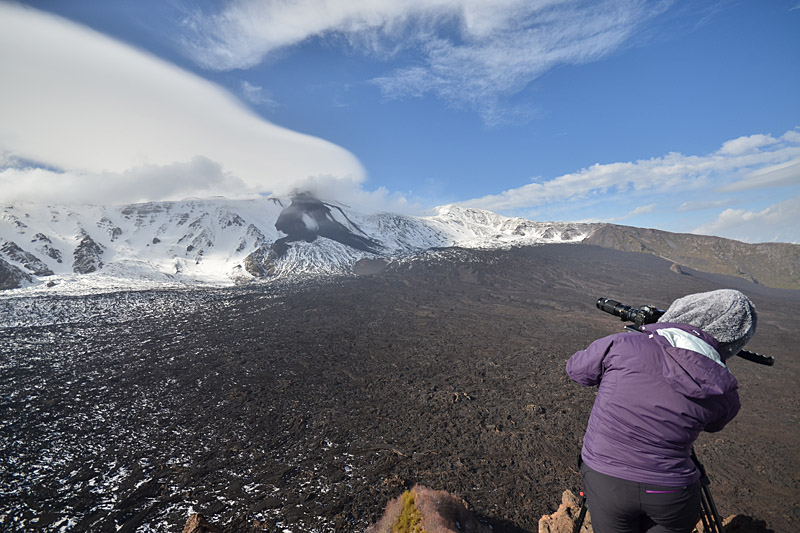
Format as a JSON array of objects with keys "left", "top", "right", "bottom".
[{"left": 596, "top": 298, "right": 634, "bottom": 320}]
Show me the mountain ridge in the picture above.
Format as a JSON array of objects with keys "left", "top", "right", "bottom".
[
  {"left": 2, "top": 196, "right": 799, "bottom": 293},
  {"left": 583, "top": 224, "right": 800, "bottom": 290}
]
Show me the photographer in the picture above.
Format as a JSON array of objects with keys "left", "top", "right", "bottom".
[{"left": 567, "top": 289, "right": 757, "bottom": 533}]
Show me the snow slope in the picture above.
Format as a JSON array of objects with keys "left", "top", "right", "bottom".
[{"left": 0, "top": 196, "right": 595, "bottom": 295}]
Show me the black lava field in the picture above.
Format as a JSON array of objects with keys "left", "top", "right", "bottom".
[{"left": 2, "top": 245, "right": 798, "bottom": 532}]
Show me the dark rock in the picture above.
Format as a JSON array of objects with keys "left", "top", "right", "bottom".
[
  {"left": 32, "top": 233, "right": 64, "bottom": 263},
  {"left": 243, "top": 245, "right": 277, "bottom": 278},
  {"left": 354, "top": 258, "right": 389, "bottom": 275},
  {"left": 1, "top": 240, "right": 54, "bottom": 276},
  {"left": 72, "top": 232, "right": 104, "bottom": 273},
  {"left": 222, "top": 213, "right": 246, "bottom": 228},
  {"left": 0, "top": 256, "right": 33, "bottom": 289},
  {"left": 121, "top": 203, "right": 169, "bottom": 217},
  {"left": 98, "top": 217, "right": 123, "bottom": 241},
  {"left": 31, "top": 232, "right": 52, "bottom": 244},
  {"left": 718, "top": 515, "right": 775, "bottom": 533}
]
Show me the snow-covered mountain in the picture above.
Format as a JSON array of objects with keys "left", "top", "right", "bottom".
[{"left": 0, "top": 195, "right": 594, "bottom": 294}]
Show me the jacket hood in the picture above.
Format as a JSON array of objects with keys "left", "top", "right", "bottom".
[{"left": 643, "top": 323, "right": 739, "bottom": 399}]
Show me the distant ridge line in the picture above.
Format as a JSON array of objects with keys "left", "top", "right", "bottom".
[{"left": 581, "top": 224, "right": 800, "bottom": 290}]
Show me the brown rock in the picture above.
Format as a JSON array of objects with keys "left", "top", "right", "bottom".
[
  {"left": 670, "top": 262, "right": 688, "bottom": 275},
  {"left": 367, "top": 484, "right": 491, "bottom": 533},
  {"left": 182, "top": 513, "right": 221, "bottom": 533},
  {"left": 537, "top": 496, "right": 775, "bottom": 533},
  {"left": 538, "top": 490, "right": 592, "bottom": 533}
]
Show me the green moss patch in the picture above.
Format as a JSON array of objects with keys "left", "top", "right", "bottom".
[{"left": 393, "top": 490, "right": 425, "bottom": 533}]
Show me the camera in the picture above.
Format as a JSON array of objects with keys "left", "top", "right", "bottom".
[
  {"left": 596, "top": 297, "right": 664, "bottom": 329},
  {"left": 595, "top": 296, "right": 774, "bottom": 365}
]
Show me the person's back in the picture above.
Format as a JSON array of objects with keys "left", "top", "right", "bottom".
[{"left": 567, "top": 289, "right": 757, "bottom": 533}]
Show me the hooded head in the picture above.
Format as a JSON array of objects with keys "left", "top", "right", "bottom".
[{"left": 658, "top": 289, "right": 757, "bottom": 359}]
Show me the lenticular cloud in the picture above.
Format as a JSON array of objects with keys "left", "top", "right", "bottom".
[{"left": 0, "top": 3, "right": 365, "bottom": 205}]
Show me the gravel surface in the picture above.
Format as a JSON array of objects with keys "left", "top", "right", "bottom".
[{"left": 2, "top": 244, "right": 798, "bottom": 532}]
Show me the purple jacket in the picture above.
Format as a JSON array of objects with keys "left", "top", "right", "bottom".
[{"left": 566, "top": 322, "right": 740, "bottom": 486}]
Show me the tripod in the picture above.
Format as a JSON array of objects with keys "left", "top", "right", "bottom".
[
  {"left": 692, "top": 451, "right": 725, "bottom": 533},
  {"left": 572, "top": 451, "right": 725, "bottom": 533}
]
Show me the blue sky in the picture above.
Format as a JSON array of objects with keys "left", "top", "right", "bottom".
[{"left": 1, "top": 0, "right": 799, "bottom": 243}]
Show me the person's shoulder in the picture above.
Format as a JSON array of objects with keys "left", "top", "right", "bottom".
[
  {"left": 608, "top": 330, "right": 653, "bottom": 345},
  {"left": 584, "top": 331, "right": 636, "bottom": 350},
  {"left": 603, "top": 330, "right": 664, "bottom": 360}
]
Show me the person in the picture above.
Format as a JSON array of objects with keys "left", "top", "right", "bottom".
[{"left": 566, "top": 289, "right": 757, "bottom": 533}]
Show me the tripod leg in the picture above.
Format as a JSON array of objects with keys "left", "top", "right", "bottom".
[
  {"left": 572, "top": 493, "right": 587, "bottom": 533},
  {"left": 700, "top": 483, "right": 725, "bottom": 532},
  {"left": 691, "top": 450, "right": 726, "bottom": 533},
  {"left": 698, "top": 489, "right": 715, "bottom": 533}
]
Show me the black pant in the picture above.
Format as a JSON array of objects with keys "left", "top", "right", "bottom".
[{"left": 581, "top": 463, "right": 701, "bottom": 533}]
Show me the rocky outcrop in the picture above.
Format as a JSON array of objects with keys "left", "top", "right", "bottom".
[
  {"left": 670, "top": 262, "right": 688, "bottom": 275},
  {"left": 32, "top": 233, "right": 63, "bottom": 263},
  {"left": 98, "top": 217, "right": 123, "bottom": 241},
  {"left": 73, "top": 232, "right": 104, "bottom": 274},
  {"left": 539, "top": 490, "right": 591, "bottom": 533},
  {"left": 182, "top": 513, "right": 221, "bottom": 533},
  {"left": 354, "top": 257, "right": 389, "bottom": 275},
  {"left": 1, "top": 240, "right": 54, "bottom": 276},
  {"left": 367, "top": 485, "right": 490, "bottom": 533},
  {"left": 243, "top": 245, "right": 277, "bottom": 278},
  {"left": 236, "top": 224, "right": 267, "bottom": 253},
  {"left": 0, "top": 256, "right": 33, "bottom": 290}
]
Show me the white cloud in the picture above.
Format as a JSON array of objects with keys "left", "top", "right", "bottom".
[
  {"left": 718, "top": 133, "right": 778, "bottom": 156},
  {"left": 783, "top": 129, "right": 800, "bottom": 143},
  {"left": 462, "top": 128, "right": 800, "bottom": 212},
  {"left": 240, "top": 81, "right": 278, "bottom": 108},
  {"left": 691, "top": 195, "right": 800, "bottom": 244},
  {"left": 629, "top": 203, "right": 657, "bottom": 216},
  {"left": 286, "top": 174, "right": 428, "bottom": 215},
  {"left": 374, "top": 2, "right": 669, "bottom": 124},
  {"left": 594, "top": 202, "right": 658, "bottom": 224},
  {"left": 180, "top": 0, "right": 670, "bottom": 124},
  {"left": 720, "top": 159, "right": 800, "bottom": 191},
  {"left": 181, "top": 0, "right": 482, "bottom": 70},
  {"left": 0, "top": 157, "right": 248, "bottom": 205},
  {"left": 678, "top": 199, "right": 733, "bottom": 212},
  {"left": 0, "top": 3, "right": 365, "bottom": 205}
]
